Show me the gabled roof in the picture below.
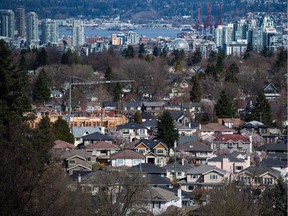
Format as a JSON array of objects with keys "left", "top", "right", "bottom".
[
  {"left": 142, "top": 119, "right": 158, "bottom": 127},
  {"left": 128, "top": 163, "right": 166, "bottom": 174},
  {"left": 150, "top": 187, "right": 179, "bottom": 202},
  {"left": 123, "top": 101, "right": 142, "bottom": 108},
  {"left": 67, "top": 163, "right": 92, "bottom": 172},
  {"left": 167, "top": 110, "right": 184, "bottom": 121},
  {"left": 160, "top": 186, "right": 194, "bottom": 200},
  {"left": 61, "top": 149, "right": 89, "bottom": 160},
  {"left": 110, "top": 149, "right": 145, "bottom": 160},
  {"left": 85, "top": 141, "right": 120, "bottom": 150},
  {"left": 261, "top": 158, "right": 287, "bottom": 168},
  {"left": 163, "top": 161, "right": 194, "bottom": 172},
  {"left": 256, "top": 143, "right": 287, "bottom": 152},
  {"left": 71, "top": 126, "right": 101, "bottom": 138},
  {"left": 53, "top": 140, "right": 75, "bottom": 150},
  {"left": 200, "top": 123, "right": 235, "bottom": 132},
  {"left": 142, "top": 101, "right": 165, "bottom": 107},
  {"left": 207, "top": 154, "right": 245, "bottom": 163},
  {"left": 176, "top": 140, "right": 212, "bottom": 152},
  {"left": 186, "top": 164, "right": 226, "bottom": 175},
  {"left": 116, "top": 122, "right": 147, "bottom": 130},
  {"left": 263, "top": 82, "right": 279, "bottom": 93},
  {"left": 102, "top": 101, "right": 118, "bottom": 107},
  {"left": 213, "top": 134, "right": 250, "bottom": 143},
  {"left": 239, "top": 164, "right": 281, "bottom": 178},
  {"left": 141, "top": 112, "right": 157, "bottom": 120},
  {"left": 148, "top": 174, "right": 172, "bottom": 186},
  {"left": 178, "top": 136, "right": 198, "bottom": 145},
  {"left": 82, "top": 132, "right": 113, "bottom": 141},
  {"left": 135, "top": 139, "right": 168, "bottom": 149}
]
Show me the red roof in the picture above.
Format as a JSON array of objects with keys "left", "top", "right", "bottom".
[
  {"left": 214, "top": 134, "right": 250, "bottom": 143},
  {"left": 85, "top": 141, "right": 120, "bottom": 150},
  {"left": 53, "top": 140, "right": 75, "bottom": 150}
]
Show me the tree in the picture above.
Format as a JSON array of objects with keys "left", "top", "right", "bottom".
[
  {"left": 261, "top": 46, "right": 273, "bottom": 57},
  {"left": 133, "top": 110, "right": 143, "bottom": 124},
  {"left": 215, "top": 90, "right": 236, "bottom": 118},
  {"left": 208, "top": 50, "right": 217, "bottom": 62},
  {"left": 190, "top": 75, "right": 202, "bottom": 102},
  {"left": 113, "top": 83, "right": 123, "bottom": 102},
  {"left": 250, "top": 91, "right": 272, "bottom": 126},
  {"left": 104, "top": 65, "right": 112, "bottom": 80},
  {"left": 153, "top": 46, "right": 159, "bottom": 56},
  {"left": 32, "top": 69, "right": 51, "bottom": 102},
  {"left": 138, "top": 43, "right": 145, "bottom": 58},
  {"left": 225, "top": 62, "right": 239, "bottom": 83},
  {"left": 191, "top": 48, "right": 202, "bottom": 65},
  {"left": 243, "top": 42, "right": 253, "bottom": 60},
  {"left": 156, "top": 110, "right": 179, "bottom": 149},
  {"left": 90, "top": 171, "right": 149, "bottom": 216},
  {"left": 215, "top": 52, "right": 225, "bottom": 74},
  {"left": 0, "top": 39, "right": 31, "bottom": 124},
  {"left": 259, "top": 177, "right": 287, "bottom": 216},
  {"left": 124, "top": 45, "right": 135, "bottom": 58},
  {"left": 52, "top": 116, "right": 74, "bottom": 143},
  {"left": 35, "top": 47, "right": 48, "bottom": 68}
]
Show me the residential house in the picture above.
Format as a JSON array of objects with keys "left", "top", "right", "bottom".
[
  {"left": 217, "top": 118, "right": 243, "bottom": 129},
  {"left": 116, "top": 122, "right": 149, "bottom": 142},
  {"left": 260, "top": 158, "right": 288, "bottom": 180},
  {"left": 256, "top": 143, "right": 287, "bottom": 161},
  {"left": 182, "top": 102, "right": 203, "bottom": 121},
  {"left": 238, "top": 164, "right": 281, "bottom": 186},
  {"left": 145, "top": 187, "right": 182, "bottom": 215},
  {"left": 53, "top": 140, "right": 75, "bottom": 151},
  {"left": 50, "top": 89, "right": 63, "bottom": 99},
  {"left": 175, "top": 140, "right": 213, "bottom": 165},
  {"left": 123, "top": 101, "right": 142, "bottom": 112},
  {"left": 141, "top": 112, "right": 157, "bottom": 122},
  {"left": 143, "top": 119, "right": 158, "bottom": 136},
  {"left": 212, "top": 133, "right": 251, "bottom": 154},
  {"left": 163, "top": 161, "right": 194, "bottom": 181},
  {"left": 61, "top": 149, "right": 92, "bottom": 175},
  {"left": 263, "top": 82, "right": 280, "bottom": 100},
  {"left": 169, "top": 80, "right": 189, "bottom": 99},
  {"left": 110, "top": 149, "right": 145, "bottom": 167},
  {"left": 129, "top": 163, "right": 167, "bottom": 177},
  {"left": 207, "top": 154, "right": 247, "bottom": 179},
  {"left": 81, "top": 101, "right": 101, "bottom": 113},
  {"left": 198, "top": 123, "right": 235, "bottom": 138},
  {"left": 175, "top": 122, "right": 195, "bottom": 136},
  {"left": 71, "top": 126, "right": 101, "bottom": 146},
  {"left": 82, "top": 132, "right": 114, "bottom": 145},
  {"left": 128, "top": 139, "right": 169, "bottom": 166},
  {"left": 142, "top": 101, "right": 165, "bottom": 114},
  {"left": 85, "top": 141, "right": 120, "bottom": 165},
  {"left": 178, "top": 164, "right": 226, "bottom": 192},
  {"left": 102, "top": 101, "right": 118, "bottom": 111}
]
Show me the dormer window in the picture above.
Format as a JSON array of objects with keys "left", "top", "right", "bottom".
[{"left": 228, "top": 142, "right": 234, "bottom": 148}]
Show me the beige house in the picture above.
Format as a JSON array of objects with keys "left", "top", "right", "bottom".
[
  {"left": 178, "top": 164, "right": 226, "bottom": 192},
  {"left": 238, "top": 164, "right": 281, "bottom": 186},
  {"left": 198, "top": 123, "right": 235, "bottom": 138}
]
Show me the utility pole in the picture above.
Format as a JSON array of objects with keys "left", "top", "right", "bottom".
[{"left": 68, "top": 76, "right": 134, "bottom": 126}]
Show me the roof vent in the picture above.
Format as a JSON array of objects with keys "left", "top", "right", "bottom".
[{"left": 189, "top": 145, "right": 194, "bottom": 148}]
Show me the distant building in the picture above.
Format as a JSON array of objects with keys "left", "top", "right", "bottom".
[
  {"left": 15, "top": 8, "right": 25, "bottom": 38},
  {"left": 26, "top": 12, "right": 39, "bottom": 47},
  {"left": 41, "top": 19, "right": 58, "bottom": 45},
  {"left": 0, "top": 10, "right": 15, "bottom": 39},
  {"left": 72, "top": 20, "right": 84, "bottom": 46}
]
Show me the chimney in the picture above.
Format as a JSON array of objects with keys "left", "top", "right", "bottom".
[
  {"left": 181, "top": 158, "right": 185, "bottom": 165},
  {"left": 177, "top": 185, "right": 182, "bottom": 208},
  {"left": 78, "top": 174, "right": 81, "bottom": 183},
  {"left": 199, "top": 123, "right": 202, "bottom": 130}
]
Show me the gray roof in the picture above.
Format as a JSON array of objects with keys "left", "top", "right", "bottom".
[
  {"left": 142, "top": 101, "right": 165, "bottom": 107},
  {"left": 208, "top": 154, "right": 245, "bottom": 163},
  {"left": 123, "top": 101, "right": 142, "bottom": 108},
  {"left": 256, "top": 143, "right": 287, "bottom": 152},
  {"left": 82, "top": 132, "right": 113, "bottom": 141},
  {"left": 148, "top": 174, "right": 172, "bottom": 186},
  {"left": 135, "top": 139, "right": 168, "bottom": 149},
  {"left": 176, "top": 140, "right": 212, "bottom": 152},
  {"left": 167, "top": 110, "right": 184, "bottom": 121},
  {"left": 110, "top": 149, "right": 145, "bottom": 160},
  {"left": 117, "top": 122, "right": 148, "bottom": 130},
  {"left": 260, "top": 158, "right": 287, "bottom": 168},
  {"left": 239, "top": 164, "right": 281, "bottom": 178},
  {"left": 149, "top": 187, "right": 179, "bottom": 202},
  {"left": 71, "top": 126, "right": 101, "bottom": 138},
  {"left": 186, "top": 164, "right": 226, "bottom": 175},
  {"left": 178, "top": 136, "right": 198, "bottom": 145},
  {"left": 142, "top": 119, "right": 158, "bottom": 127},
  {"left": 163, "top": 161, "right": 194, "bottom": 172},
  {"left": 128, "top": 163, "right": 166, "bottom": 174}
]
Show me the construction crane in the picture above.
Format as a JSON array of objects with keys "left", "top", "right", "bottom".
[
  {"left": 204, "top": 3, "right": 213, "bottom": 35},
  {"left": 194, "top": 7, "right": 201, "bottom": 31},
  {"left": 215, "top": 3, "right": 223, "bottom": 27},
  {"left": 68, "top": 76, "right": 134, "bottom": 125}
]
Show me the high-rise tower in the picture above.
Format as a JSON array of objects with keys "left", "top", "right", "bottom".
[
  {"left": 0, "top": 10, "right": 15, "bottom": 39},
  {"left": 15, "top": 7, "right": 25, "bottom": 37},
  {"left": 41, "top": 19, "right": 58, "bottom": 45},
  {"left": 72, "top": 20, "right": 84, "bottom": 47},
  {"left": 26, "top": 12, "right": 39, "bottom": 47}
]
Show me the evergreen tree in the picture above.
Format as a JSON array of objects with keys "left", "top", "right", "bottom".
[
  {"left": 274, "top": 48, "right": 287, "bottom": 69},
  {"left": 205, "top": 63, "right": 217, "bottom": 80},
  {"left": 261, "top": 46, "right": 273, "bottom": 57},
  {"left": 52, "top": 116, "right": 74, "bottom": 143},
  {"left": 250, "top": 91, "right": 272, "bottom": 126},
  {"left": 156, "top": 110, "right": 179, "bottom": 149},
  {"left": 35, "top": 47, "right": 48, "bottom": 68},
  {"left": 225, "top": 62, "right": 239, "bottom": 83},
  {"left": 0, "top": 39, "right": 31, "bottom": 124},
  {"left": 113, "top": 83, "right": 123, "bottom": 102},
  {"left": 153, "top": 46, "right": 159, "bottom": 56},
  {"left": 124, "top": 45, "right": 135, "bottom": 58},
  {"left": 208, "top": 50, "right": 217, "bottom": 62},
  {"left": 105, "top": 65, "right": 112, "bottom": 80},
  {"left": 32, "top": 69, "right": 51, "bottom": 102},
  {"left": 133, "top": 110, "right": 143, "bottom": 124},
  {"left": 191, "top": 48, "right": 202, "bottom": 64},
  {"left": 215, "top": 52, "right": 225, "bottom": 73},
  {"left": 138, "top": 43, "right": 145, "bottom": 58},
  {"left": 190, "top": 75, "right": 202, "bottom": 102},
  {"left": 243, "top": 43, "right": 253, "bottom": 60},
  {"left": 215, "top": 90, "right": 236, "bottom": 118},
  {"left": 160, "top": 47, "right": 168, "bottom": 57}
]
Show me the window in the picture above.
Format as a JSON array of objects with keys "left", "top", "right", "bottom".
[
  {"left": 210, "top": 174, "right": 218, "bottom": 180},
  {"left": 200, "top": 152, "right": 207, "bottom": 156},
  {"left": 123, "top": 129, "right": 129, "bottom": 135},
  {"left": 92, "top": 150, "right": 97, "bottom": 155},
  {"left": 156, "top": 149, "right": 164, "bottom": 154},
  {"left": 235, "top": 166, "right": 243, "bottom": 171},
  {"left": 237, "top": 142, "right": 244, "bottom": 148},
  {"left": 138, "top": 149, "right": 146, "bottom": 154},
  {"left": 69, "top": 160, "right": 76, "bottom": 165},
  {"left": 139, "top": 129, "right": 145, "bottom": 135},
  {"left": 228, "top": 142, "right": 234, "bottom": 148},
  {"left": 191, "top": 174, "right": 198, "bottom": 179},
  {"left": 177, "top": 172, "right": 182, "bottom": 177},
  {"left": 133, "top": 159, "right": 141, "bottom": 165},
  {"left": 157, "top": 158, "right": 163, "bottom": 164},
  {"left": 264, "top": 178, "right": 273, "bottom": 185},
  {"left": 100, "top": 150, "right": 107, "bottom": 154},
  {"left": 117, "top": 159, "right": 124, "bottom": 166}
]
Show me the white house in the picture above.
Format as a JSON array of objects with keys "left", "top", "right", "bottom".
[{"left": 110, "top": 149, "right": 145, "bottom": 167}]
